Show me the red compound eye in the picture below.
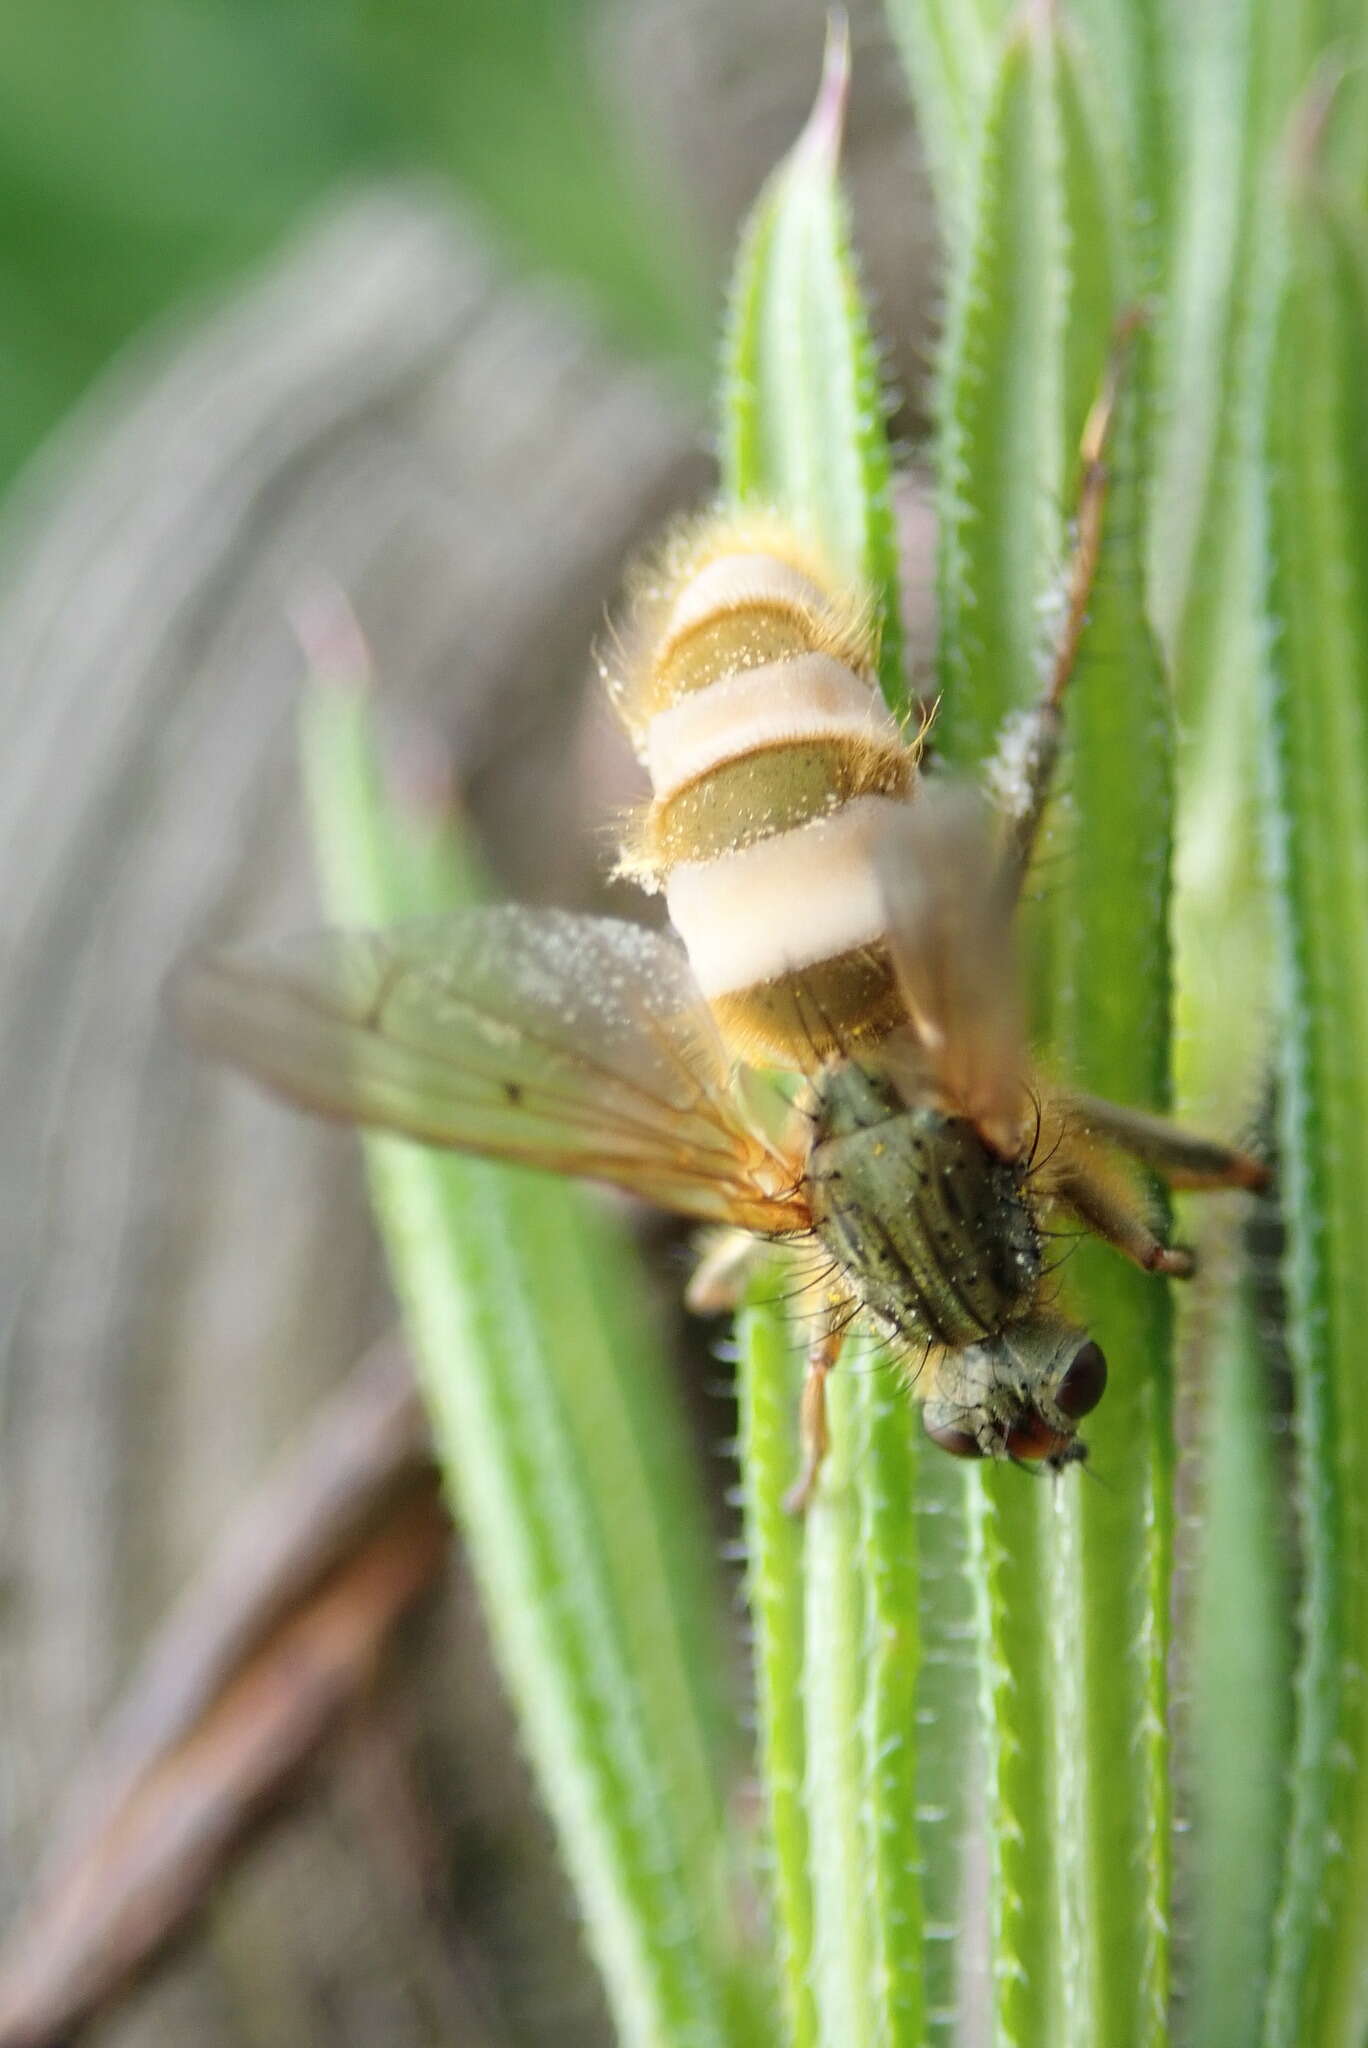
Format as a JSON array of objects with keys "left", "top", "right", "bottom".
[
  {"left": 1003, "top": 1411, "right": 1072, "bottom": 1462},
  {"left": 1056, "top": 1340, "right": 1107, "bottom": 1420},
  {"left": 924, "top": 1415, "right": 986, "bottom": 1459}
]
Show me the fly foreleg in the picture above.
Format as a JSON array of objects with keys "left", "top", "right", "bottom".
[
  {"left": 784, "top": 1318, "right": 846, "bottom": 1517},
  {"left": 1053, "top": 1153, "right": 1196, "bottom": 1279},
  {"left": 1063, "top": 1093, "right": 1270, "bottom": 1192},
  {"left": 685, "top": 1228, "right": 767, "bottom": 1315}
]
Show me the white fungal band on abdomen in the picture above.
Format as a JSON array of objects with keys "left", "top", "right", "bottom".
[
  {"left": 665, "top": 795, "right": 904, "bottom": 996},
  {"left": 644, "top": 653, "right": 900, "bottom": 801},
  {"left": 663, "top": 552, "right": 828, "bottom": 638},
  {"left": 608, "top": 511, "right": 919, "bottom": 1059}
]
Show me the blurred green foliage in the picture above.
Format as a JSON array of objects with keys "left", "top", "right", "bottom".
[{"left": 0, "top": 0, "right": 709, "bottom": 485}]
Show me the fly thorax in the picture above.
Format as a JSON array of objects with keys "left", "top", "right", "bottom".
[{"left": 805, "top": 1062, "right": 1041, "bottom": 1350}]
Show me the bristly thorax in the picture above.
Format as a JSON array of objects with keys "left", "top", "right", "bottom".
[{"left": 805, "top": 1062, "right": 1042, "bottom": 1349}]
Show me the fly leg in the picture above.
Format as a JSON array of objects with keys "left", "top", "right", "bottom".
[
  {"left": 685, "top": 1229, "right": 766, "bottom": 1315},
  {"left": 1053, "top": 1154, "right": 1197, "bottom": 1279},
  {"left": 784, "top": 1318, "right": 847, "bottom": 1516},
  {"left": 993, "top": 311, "right": 1145, "bottom": 903},
  {"left": 1064, "top": 1092, "right": 1271, "bottom": 1192}
]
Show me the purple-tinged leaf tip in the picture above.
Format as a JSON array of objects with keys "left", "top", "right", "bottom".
[
  {"left": 798, "top": 11, "right": 852, "bottom": 170},
  {"left": 289, "top": 577, "right": 374, "bottom": 695}
]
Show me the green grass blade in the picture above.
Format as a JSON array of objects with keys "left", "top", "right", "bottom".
[
  {"left": 934, "top": 36, "right": 1072, "bottom": 2041},
  {"left": 1064, "top": 0, "right": 1169, "bottom": 277},
  {"left": 736, "top": 1285, "right": 816, "bottom": 2048},
  {"left": 964, "top": 1471, "right": 1054, "bottom": 2044},
  {"left": 1148, "top": 0, "right": 1313, "bottom": 677},
  {"left": 858, "top": 1353, "right": 926, "bottom": 2048},
  {"left": 722, "top": 19, "right": 906, "bottom": 717},
  {"left": 723, "top": 29, "right": 929, "bottom": 2045},
  {"left": 1153, "top": 0, "right": 1302, "bottom": 1222},
  {"left": 883, "top": 0, "right": 1007, "bottom": 229},
  {"left": 801, "top": 1358, "right": 877, "bottom": 2047},
  {"left": 935, "top": 14, "right": 1175, "bottom": 2042},
  {"left": 910, "top": 1442, "right": 979, "bottom": 2043},
  {"left": 1259, "top": 175, "right": 1368, "bottom": 2048},
  {"left": 1151, "top": 8, "right": 1293, "bottom": 2023},
  {"left": 1188, "top": 1278, "right": 1293, "bottom": 2048},
  {"left": 934, "top": 18, "right": 1069, "bottom": 767},
  {"left": 297, "top": 655, "right": 762, "bottom": 2048},
  {"left": 1049, "top": 409, "right": 1176, "bottom": 2048}
]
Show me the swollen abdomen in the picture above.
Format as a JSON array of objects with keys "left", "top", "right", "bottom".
[{"left": 609, "top": 515, "right": 916, "bottom": 1065}]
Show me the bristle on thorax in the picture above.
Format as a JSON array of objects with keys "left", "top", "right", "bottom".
[{"left": 607, "top": 513, "right": 919, "bottom": 1065}]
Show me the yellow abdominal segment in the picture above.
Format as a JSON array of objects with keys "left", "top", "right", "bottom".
[{"left": 609, "top": 512, "right": 918, "bottom": 1065}]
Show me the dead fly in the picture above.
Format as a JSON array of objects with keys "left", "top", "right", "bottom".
[{"left": 179, "top": 345, "right": 1267, "bottom": 1510}]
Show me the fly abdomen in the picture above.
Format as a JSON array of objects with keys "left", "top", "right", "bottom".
[
  {"left": 806, "top": 1063, "right": 1041, "bottom": 1350},
  {"left": 606, "top": 514, "right": 917, "bottom": 1065}
]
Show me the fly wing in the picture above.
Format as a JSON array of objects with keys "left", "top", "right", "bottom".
[
  {"left": 177, "top": 907, "right": 804, "bottom": 1235},
  {"left": 865, "top": 786, "right": 1030, "bottom": 1157}
]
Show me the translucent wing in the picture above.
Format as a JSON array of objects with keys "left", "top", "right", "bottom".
[
  {"left": 865, "top": 785, "right": 1030, "bottom": 1157},
  {"left": 177, "top": 907, "right": 805, "bottom": 1235}
]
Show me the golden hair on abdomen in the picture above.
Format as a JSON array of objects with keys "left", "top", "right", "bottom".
[{"left": 603, "top": 510, "right": 921, "bottom": 1067}]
